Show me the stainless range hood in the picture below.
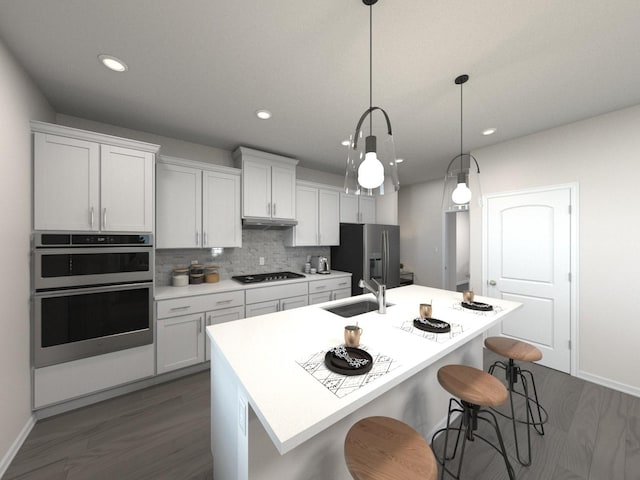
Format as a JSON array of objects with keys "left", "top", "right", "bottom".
[{"left": 242, "top": 217, "right": 297, "bottom": 229}]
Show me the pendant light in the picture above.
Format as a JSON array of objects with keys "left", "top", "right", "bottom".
[
  {"left": 344, "top": 0, "right": 399, "bottom": 196},
  {"left": 443, "top": 74, "right": 481, "bottom": 211}
]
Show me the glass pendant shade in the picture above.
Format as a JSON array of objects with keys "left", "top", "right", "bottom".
[
  {"left": 344, "top": 0, "right": 400, "bottom": 197},
  {"left": 442, "top": 153, "right": 482, "bottom": 211}
]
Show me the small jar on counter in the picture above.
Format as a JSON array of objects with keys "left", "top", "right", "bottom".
[
  {"left": 172, "top": 268, "right": 189, "bottom": 287},
  {"left": 204, "top": 265, "right": 220, "bottom": 283},
  {"left": 189, "top": 264, "right": 204, "bottom": 284}
]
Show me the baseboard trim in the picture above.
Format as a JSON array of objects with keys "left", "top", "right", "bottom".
[
  {"left": 0, "top": 414, "right": 35, "bottom": 478},
  {"left": 578, "top": 369, "right": 640, "bottom": 398},
  {"left": 35, "top": 362, "right": 210, "bottom": 420}
]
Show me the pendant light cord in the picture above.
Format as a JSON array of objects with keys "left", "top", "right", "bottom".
[
  {"left": 369, "top": 3, "right": 373, "bottom": 136},
  {"left": 460, "top": 81, "right": 464, "bottom": 172}
]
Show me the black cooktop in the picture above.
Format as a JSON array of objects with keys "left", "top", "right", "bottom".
[{"left": 231, "top": 271, "right": 306, "bottom": 284}]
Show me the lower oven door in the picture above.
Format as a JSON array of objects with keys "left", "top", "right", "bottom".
[{"left": 33, "top": 282, "right": 153, "bottom": 368}]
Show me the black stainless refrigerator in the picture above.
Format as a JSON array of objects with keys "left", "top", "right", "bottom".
[{"left": 331, "top": 223, "right": 400, "bottom": 294}]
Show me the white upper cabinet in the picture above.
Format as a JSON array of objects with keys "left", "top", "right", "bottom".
[
  {"left": 233, "top": 147, "right": 298, "bottom": 221},
  {"left": 156, "top": 156, "right": 241, "bottom": 249},
  {"left": 286, "top": 181, "right": 340, "bottom": 246},
  {"left": 156, "top": 162, "right": 202, "bottom": 248},
  {"left": 32, "top": 122, "right": 158, "bottom": 232},
  {"left": 340, "top": 193, "right": 376, "bottom": 224}
]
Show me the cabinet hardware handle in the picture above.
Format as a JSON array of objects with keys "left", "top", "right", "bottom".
[
  {"left": 339, "top": 282, "right": 348, "bottom": 286},
  {"left": 273, "top": 203, "right": 276, "bottom": 216},
  {"left": 170, "top": 305, "right": 191, "bottom": 311},
  {"left": 195, "top": 231, "right": 199, "bottom": 246},
  {"left": 203, "top": 232, "right": 207, "bottom": 245},
  {"left": 489, "top": 280, "right": 497, "bottom": 286},
  {"left": 207, "top": 314, "right": 211, "bottom": 326},
  {"left": 103, "top": 208, "right": 107, "bottom": 228},
  {"left": 315, "top": 285, "right": 326, "bottom": 290},
  {"left": 215, "top": 299, "right": 232, "bottom": 305},
  {"left": 267, "top": 202, "right": 271, "bottom": 216},
  {"left": 89, "top": 207, "right": 94, "bottom": 227},
  {"left": 198, "top": 320, "right": 202, "bottom": 333}
]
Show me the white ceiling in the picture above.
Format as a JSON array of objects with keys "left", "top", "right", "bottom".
[{"left": 2, "top": 0, "right": 640, "bottom": 185}]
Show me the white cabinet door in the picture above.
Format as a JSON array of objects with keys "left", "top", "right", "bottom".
[
  {"left": 242, "top": 158, "right": 271, "bottom": 218},
  {"left": 309, "top": 291, "right": 333, "bottom": 305},
  {"left": 339, "top": 193, "right": 359, "bottom": 223},
  {"left": 281, "top": 295, "right": 309, "bottom": 311},
  {"left": 157, "top": 313, "right": 204, "bottom": 374},
  {"left": 100, "top": 145, "right": 154, "bottom": 232},
  {"left": 333, "top": 287, "right": 352, "bottom": 301},
  {"left": 245, "top": 300, "right": 279, "bottom": 318},
  {"left": 271, "top": 165, "right": 296, "bottom": 220},
  {"left": 203, "top": 170, "right": 241, "bottom": 247},
  {"left": 205, "top": 305, "right": 245, "bottom": 361},
  {"left": 318, "top": 189, "right": 340, "bottom": 245},
  {"left": 33, "top": 133, "right": 99, "bottom": 231},
  {"left": 156, "top": 163, "right": 202, "bottom": 248},
  {"left": 339, "top": 193, "right": 376, "bottom": 224},
  {"left": 293, "top": 185, "right": 319, "bottom": 245},
  {"left": 359, "top": 196, "right": 376, "bottom": 224}
]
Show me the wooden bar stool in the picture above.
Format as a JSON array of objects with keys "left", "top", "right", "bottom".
[
  {"left": 344, "top": 416, "right": 438, "bottom": 480},
  {"left": 432, "top": 364, "right": 515, "bottom": 480},
  {"left": 485, "top": 336, "right": 548, "bottom": 466}
]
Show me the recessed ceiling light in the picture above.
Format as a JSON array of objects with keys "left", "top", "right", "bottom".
[
  {"left": 98, "top": 54, "right": 128, "bottom": 72},
  {"left": 395, "top": 158, "right": 404, "bottom": 164},
  {"left": 482, "top": 127, "right": 497, "bottom": 136},
  {"left": 256, "top": 109, "right": 272, "bottom": 120},
  {"left": 341, "top": 139, "right": 351, "bottom": 147}
]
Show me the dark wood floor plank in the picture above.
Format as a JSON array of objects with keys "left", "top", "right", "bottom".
[
  {"left": 5, "top": 352, "right": 639, "bottom": 480},
  {"left": 589, "top": 389, "right": 629, "bottom": 480}
]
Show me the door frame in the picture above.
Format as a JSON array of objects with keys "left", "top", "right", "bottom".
[{"left": 481, "top": 183, "right": 579, "bottom": 376}]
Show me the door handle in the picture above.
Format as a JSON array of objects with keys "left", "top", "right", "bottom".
[{"left": 489, "top": 280, "right": 497, "bottom": 286}]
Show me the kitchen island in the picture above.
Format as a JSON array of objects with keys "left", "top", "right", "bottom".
[{"left": 206, "top": 284, "right": 522, "bottom": 480}]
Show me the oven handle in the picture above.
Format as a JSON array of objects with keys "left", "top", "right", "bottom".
[
  {"left": 34, "top": 246, "right": 153, "bottom": 255},
  {"left": 34, "top": 282, "right": 153, "bottom": 298}
]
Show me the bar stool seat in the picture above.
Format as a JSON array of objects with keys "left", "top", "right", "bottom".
[
  {"left": 344, "top": 416, "right": 438, "bottom": 480},
  {"left": 432, "top": 364, "right": 515, "bottom": 480},
  {"left": 485, "top": 336, "right": 548, "bottom": 467}
]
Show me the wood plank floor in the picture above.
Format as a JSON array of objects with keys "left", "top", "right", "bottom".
[{"left": 5, "top": 351, "right": 640, "bottom": 479}]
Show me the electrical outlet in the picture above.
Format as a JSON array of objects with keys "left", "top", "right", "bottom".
[{"left": 259, "top": 256, "right": 265, "bottom": 265}]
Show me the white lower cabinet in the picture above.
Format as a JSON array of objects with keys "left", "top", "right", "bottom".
[
  {"left": 205, "top": 305, "right": 245, "bottom": 361},
  {"left": 245, "top": 282, "right": 309, "bottom": 318},
  {"left": 307, "top": 277, "right": 352, "bottom": 305},
  {"left": 156, "top": 313, "right": 205, "bottom": 374},
  {"left": 156, "top": 290, "right": 244, "bottom": 373}
]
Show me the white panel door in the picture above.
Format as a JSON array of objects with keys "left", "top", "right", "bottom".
[
  {"left": 203, "top": 170, "right": 241, "bottom": 247},
  {"left": 33, "top": 133, "right": 99, "bottom": 231},
  {"left": 318, "top": 189, "right": 340, "bottom": 245},
  {"left": 205, "top": 306, "right": 245, "bottom": 361},
  {"left": 100, "top": 145, "right": 154, "bottom": 232},
  {"left": 294, "top": 185, "right": 319, "bottom": 245},
  {"left": 156, "top": 163, "right": 202, "bottom": 248},
  {"left": 486, "top": 187, "right": 572, "bottom": 372}
]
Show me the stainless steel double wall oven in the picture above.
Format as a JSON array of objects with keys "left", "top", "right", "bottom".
[{"left": 32, "top": 233, "right": 153, "bottom": 367}]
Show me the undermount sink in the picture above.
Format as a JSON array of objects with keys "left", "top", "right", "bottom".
[{"left": 323, "top": 299, "right": 393, "bottom": 318}]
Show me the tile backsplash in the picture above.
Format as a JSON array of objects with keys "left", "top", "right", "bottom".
[{"left": 155, "top": 228, "right": 330, "bottom": 286}]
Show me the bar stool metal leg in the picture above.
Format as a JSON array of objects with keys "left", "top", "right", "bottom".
[
  {"left": 488, "top": 358, "right": 548, "bottom": 466},
  {"left": 432, "top": 398, "right": 516, "bottom": 480}
]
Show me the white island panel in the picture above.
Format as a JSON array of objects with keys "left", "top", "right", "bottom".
[{"left": 207, "top": 284, "right": 522, "bottom": 480}]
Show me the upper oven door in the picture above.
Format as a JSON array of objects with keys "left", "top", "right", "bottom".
[{"left": 34, "top": 246, "right": 153, "bottom": 290}]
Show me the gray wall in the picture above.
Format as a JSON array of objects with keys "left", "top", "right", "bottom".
[
  {"left": 0, "top": 39, "right": 54, "bottom": 471},
  {"left": 470, "top": 104, "right": 640, "bottom": 394},
  {"left": 398, "top": 103, "right": 640, "bottom": 395}
]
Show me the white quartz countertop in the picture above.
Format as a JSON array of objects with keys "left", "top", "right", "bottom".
[
  {"left": 155, "top": 270, "right": 352, "bottom": 300},
  {"left": 206, "top": 284, "right": 522, "bottom": 454}
]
